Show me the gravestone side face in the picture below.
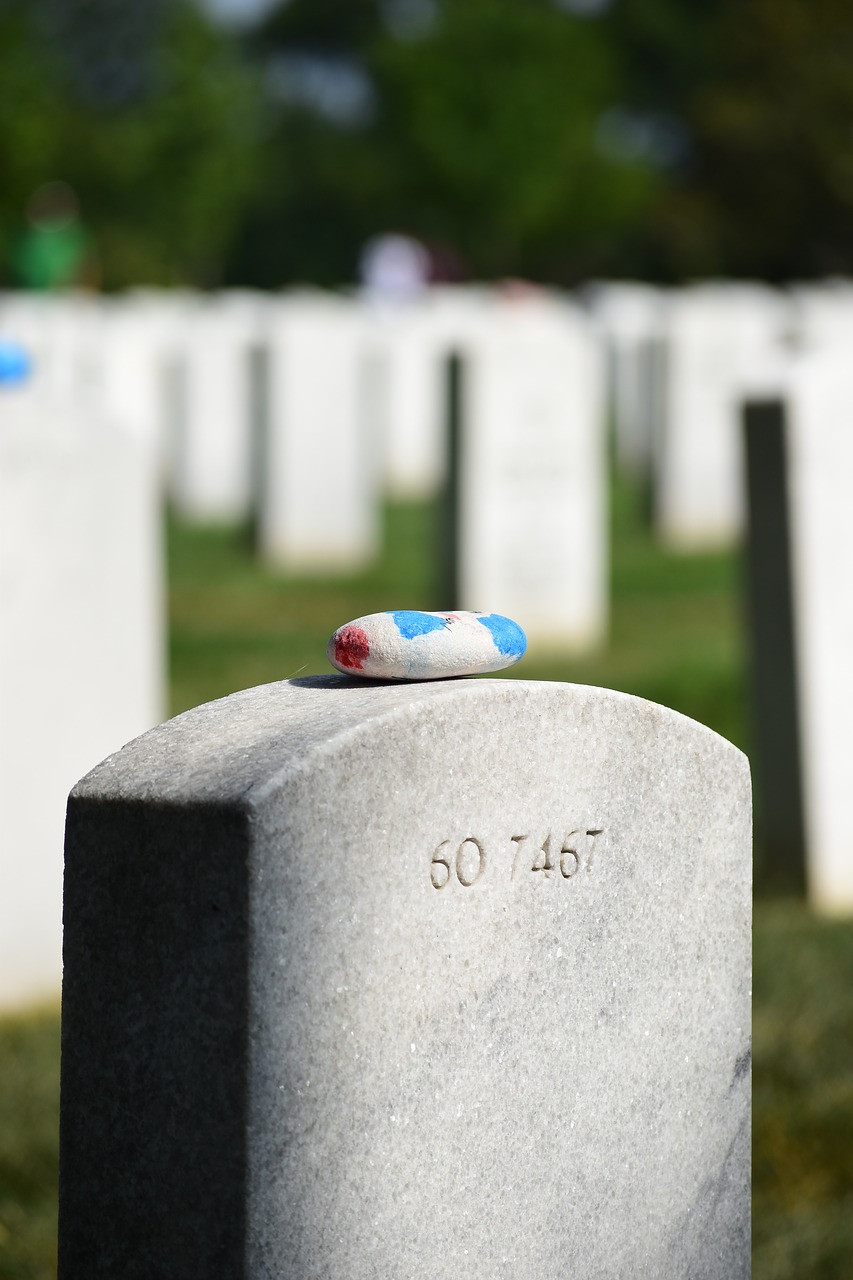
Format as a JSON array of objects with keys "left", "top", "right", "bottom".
[
  {"left": 60, "top": 677, "right": 750, "bottom": 1279},
  {"left": 745, "top": 354, "right": 853, "bottom": 912},
  {"left": 453, "top": 298, "right": 608, "bottom": 652},
  {"left": 743, "top": 397, "right": 807, "bottom": 896}
]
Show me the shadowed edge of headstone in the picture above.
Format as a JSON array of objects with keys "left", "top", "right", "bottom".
[
  {"left": 59, "top": 801, "right": 250, "bottom": 1279},
  {"left": 743, "top": 396, "right": 807, "bottom": 896}
]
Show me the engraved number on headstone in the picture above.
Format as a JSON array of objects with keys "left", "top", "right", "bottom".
[
  {"left": 510, "top": 834, "right": 530, "bottom": 879},
  {"left": 559, "top": 833, "right": 579, "bottom": 878},
  {"left": 511, "top": 829, "right": 603, "bottom": 880},
  {"left": 555, "top": 830, "right": 602, "bottom": 876},
  {"left": 430, "top": 838, "right": 486, "bottom": 889},
  {"left": 430, "top": 841, "right": 452, "bottom": 889},
  {"left": 434, "top": 829, "right": 603, "bottom": 888},
  {"left": 455, "top": 838, "right": 486, "bottom": 887},
  {"left": 531, "top": 834, "right": 555, "bottom": 876},
  {"left": 584, "top": 828, "right": 603, "bottom": 869}
]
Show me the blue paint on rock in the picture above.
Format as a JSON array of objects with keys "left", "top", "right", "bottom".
[
  {"left": 387, "top": 610, "right": 448, "bottom": 640},
  {"left": 478, "top": 613, "right": 527, "bottom": 658}
]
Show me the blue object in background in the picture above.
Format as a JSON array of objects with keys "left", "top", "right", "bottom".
[{"left": 0, "top": 339, "right": 33, "bottom": 386}]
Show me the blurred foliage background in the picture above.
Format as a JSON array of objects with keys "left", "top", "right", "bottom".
[{"left": 4, "top": 0, "right": 853, "bottom": 290}]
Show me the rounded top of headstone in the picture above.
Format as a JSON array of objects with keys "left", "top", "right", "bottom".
[{"left": 69, "top": 677, "right": 749, "bottom": 815}]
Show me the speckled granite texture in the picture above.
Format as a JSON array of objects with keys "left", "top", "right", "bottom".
[{"left": 59, "top": 676, "right": 751, "bottom": 1279}]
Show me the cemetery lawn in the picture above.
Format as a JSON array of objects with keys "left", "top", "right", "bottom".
[
  {"left": 1, "top": 485, "right": 850, "bottom": 1277},
  {"left": 0, "top": 1005, "right": 60, "bottom": 1280}
]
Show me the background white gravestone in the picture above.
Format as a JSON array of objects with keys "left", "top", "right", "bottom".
[
  {"left": 0, "top": 394, "right": 165, "bottom": 1007},
  {"left": 0, "top": 292, "right": 100, "bottom": 407},
  {"left": 363, "top": 299, "right": 446, "bottom": 502},
  {"left": 656, "top": 284, "right": 789, "bottom": 550},
  {"left": 365, "top": 287, "right": 490, "bottom": 501},
  {"left": 89, "top": 293, "right": 187, "bottom": 475},
  {"left": 257, "top": 296, "right": 379, "bottom": 572},
  {"left": 586, "top": 281, "right": 667, "bottom": 479},
  {"left": 454, "top": 298, "right": 607, "bottom": 651},
  {"left": 744, "top": 353, "right": 853, "bottom": 913},
  {"left": 789, "top": 281, "right": 853, "bottom": 356},
  {"left": 60, "top": 677, "right": 751, "bottom": 1279},
  {"left": 169, "top": 291, "right": 267, "bottom": 523}
]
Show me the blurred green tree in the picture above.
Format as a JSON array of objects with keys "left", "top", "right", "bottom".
[
  {"left": 0, "top": 0, "right": 261, "bottom": 288},
  {"left": 373, "top": 0, "right": 659, "bottom": 281},
  {"left": 607, "top": 0, "right": 853, "bottom": 279},
  {"left": 229, "top": 0, "right": 661, "bottom": 286},
  {"left": 224, "top": 0, "right": 386, "bottom": 286},
  {"left": 6, "top": 0, "right": 851, "bottom": 288},
  {"left": 687, "top": 0, "right": 853, "bottom": 277}
]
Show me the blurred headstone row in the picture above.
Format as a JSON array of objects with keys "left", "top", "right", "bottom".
[{"left": 3, "top": 277, "right": 853, "bottom": 1006}]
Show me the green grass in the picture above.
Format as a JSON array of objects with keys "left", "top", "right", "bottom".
[
  {"left": 2, "top": 479, "right": 851, "bottom": 1277},
  {"left": 0, "top": 1006, "right": 60, "bottom": 1280},
  {"left": 753, "top": 904, "right": 853, "bottom": 1280}
]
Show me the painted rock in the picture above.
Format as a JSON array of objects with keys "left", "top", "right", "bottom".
[{"left": 327, "top": 610, "right": 527, "bottom": 681}]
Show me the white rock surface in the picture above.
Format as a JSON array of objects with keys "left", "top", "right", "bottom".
[{"left": 327, "top": 609, "right": 526, "bottom": 679}]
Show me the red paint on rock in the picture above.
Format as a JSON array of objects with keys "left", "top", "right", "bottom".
[{"left": 334, "top": 625, "right": 371, "bottom": 671}]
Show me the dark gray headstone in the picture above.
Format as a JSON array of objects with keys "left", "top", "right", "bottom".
[
  {"left": 743, "top": 396, "right": 806, "bottom": 894},
  {"left": 742, "top": 357, "right": 853, "bottom": 913}
]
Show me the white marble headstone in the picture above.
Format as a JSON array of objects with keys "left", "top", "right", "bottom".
[
  {"left": 454, "top": 296, "right": 607, "bottom": 651},
  {"left": 0, "top": 391, "right": 165, "bottom": 1007},
  {"left": 789, "top": 281, "right": 853, "bottom": 356},
  {"left": 586, "top": 281, "right": 667, "bottom": 478},
  {"left": 0, "top": 292, "right": 100, "bottom": 408},
  {"left": 745, "top": 350, "right": 853, "bottom": 913},
  {"left": 656, "top": 284, "right": 789, "bottom": 550},
  {"left": 168, "top": 291, "right": 267, "bottom": 524},
  {"left": 60, "top": 676, "right": 751, "bottom": 1278},
  {"left": 257, "top": 295, "right": 379, "bottom": 572},
  {"left": 88, "top": 294, "right": 184, "bottom": 472},
  {"left": 364, "top": 288, "right": 491, "bottom": 501}
]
